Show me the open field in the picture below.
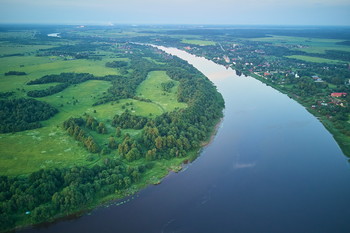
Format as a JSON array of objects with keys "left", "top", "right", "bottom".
[
  {"left": 251, "top": 35, "right": 350, "bottom": 54},
  {"left": 181, "top": 39, "right": 216, "bottom": 46},
  {"left": 136, "top": 71, "right": 187, "bottom": 112},
  {"left": 286, "top": 55, "right": 344, "bottom": 64},
  {"left": 297, "top": 46, "right": 350, "bottom": 54},
  {"left": 0, "top": 80, "right": 112, "bottom": 176}
]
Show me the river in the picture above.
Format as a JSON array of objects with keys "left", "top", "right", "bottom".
[{"left": 22, "top": 47, "right": 350, "bottom": 233}]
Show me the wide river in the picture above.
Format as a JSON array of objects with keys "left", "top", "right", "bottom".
[{"left": 23, "top": 47, "right": 350, "bottom": 233}]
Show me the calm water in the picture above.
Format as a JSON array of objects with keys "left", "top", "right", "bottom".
[{"left": 22, "top": 47, "right": 350, "bottom": 233}]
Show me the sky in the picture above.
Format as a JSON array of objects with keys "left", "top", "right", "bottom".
[{"left": 1, "top": 0, "right": 350, "bottom": 26}]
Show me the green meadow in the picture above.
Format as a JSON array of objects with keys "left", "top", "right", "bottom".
[
  {"left": 181, "top": 39, "right": 216, "bottom": 46},
  {"left": 0, "top": 80, "right": 111, "bottom": 176},
  {"left": 286, "top": 55, "right": 344, "bottom": 64},
  {"left": 136, "top": 71, "right": 187, "bottom": 112},
  {"left": 0, "top": 42, "right": 188, "bottom": 176}
]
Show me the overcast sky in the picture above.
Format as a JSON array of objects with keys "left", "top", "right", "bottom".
[{"left": 1, "top": 0, "right": 349, "bottom": 25}]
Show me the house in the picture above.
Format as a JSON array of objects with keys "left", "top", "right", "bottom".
[
  {"left": 312, "top": 75, "right": 323, "bottom": 82},
  {"left": 331, "top": 92, "right": 347, "bottom": 97}
]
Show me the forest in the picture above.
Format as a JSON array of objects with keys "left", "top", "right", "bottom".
[{"left": 0, "top": 98, "right": 58, "bottom": 133}]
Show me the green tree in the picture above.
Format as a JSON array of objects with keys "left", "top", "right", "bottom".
[
  {"left": 108, "top": 136, "right": 117, "bottom": 149},
  {"left": 116, "top": 127, "right": 122, "bottom": 137}
]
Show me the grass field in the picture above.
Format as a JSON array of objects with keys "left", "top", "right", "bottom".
[
  {"left": 0, "top": 80, "right": 112, "bottom": 176},
  {"left": 181, "top": 39, "right": 216, "bottom": 46},
  {"left": 136, "top": 71, "right": 187, "bottom": 112},
  {"left": 251, "top": 35, "right": 350, "bottom": 54},
  {"left": 0, "top": 49, "right": 123, "bottom": 97},
  {"left": 286, "top": 55, "right": 344, "bottom": 64}
]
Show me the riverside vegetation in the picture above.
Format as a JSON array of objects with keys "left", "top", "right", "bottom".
[{"left": 0, "top": 26, "right": 224, "bottom": 232}]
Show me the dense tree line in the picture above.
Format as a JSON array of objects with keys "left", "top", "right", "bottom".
[
  {"left": 27, "top": 73, "right": 96, "bottom": 85},
  {"left": 0, "top": 91, "right": 14, "bottom": 98},
  {"left": 161, "top": 81, "right": 175, "bottom": 92},
  {"left": 0, "top": 160, "right": 147, "bottom": 231},
  {"left": 27, "top": 83, "right": 69, "bottom": 97},
  {"left": 0, "top": 98, "right": 58, "bottom": 133},
  {"left": 85, "top": 115, "right": 108, "bottom": 134},
  {"left": 112, "top": 111, "right": 149, "bottom": 129},
  {"left": 105, "top": 61, "right": 128, "bottom": 68},
  {"left": 337, "top": 41, "right": 350, "bottom": 46},
  {"left": 63, "top": 117, "right": 101, "bottom": 153},
  {"left": 4, "top": 71, "right": 27, "bottom": 76},
  {"left": 118, "top": 134, "right": 143, "bottom": 161}
]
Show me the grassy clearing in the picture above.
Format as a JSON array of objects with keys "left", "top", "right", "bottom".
[
  {"left": 251, "top": 35, "right": 350, "bottom": 54},
  {"left": 297, "top": 46, "right": 350, "bottom": 54},
  {"left": 86, "top": 99, "right": 163, "bottom": 121},
  {"left": 136, "top": 71, "right": 187, "bottom": 112},
  {"left": 0, "top": 127, "right": 97, "bottom": 176},
  {"left": 0, "top": 80, "right": 113, "bottom": 176},
  {"left": 181, "top": 39, "right": 216, "bottom": 46},
  {"left": 286, "top": 55, "right": 344, "bottom": 64}
]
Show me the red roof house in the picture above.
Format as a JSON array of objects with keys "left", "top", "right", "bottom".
[{"left": 331, "top": 92, "right": 347, "bottom": 97}]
